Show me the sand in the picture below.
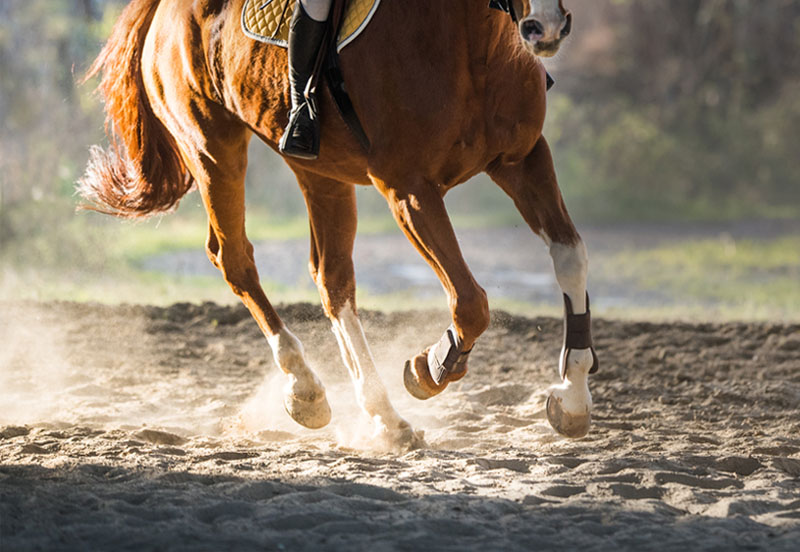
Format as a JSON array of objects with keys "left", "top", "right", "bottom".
[{"left": 1, "top": 301, "right": 799, "bottom": 550}]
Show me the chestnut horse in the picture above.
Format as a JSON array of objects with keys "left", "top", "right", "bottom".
[{"left": 80, "top": 0, "right": 597, "bottom": 449}]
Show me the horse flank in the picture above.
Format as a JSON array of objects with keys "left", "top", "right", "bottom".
[{"left": 78, "top": 0, "right": 192, "bottom": 219}]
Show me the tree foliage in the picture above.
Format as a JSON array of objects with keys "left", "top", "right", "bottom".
[
  {"left": 0, "top": 1, "right": 128, "bottom": 241},
  {"left": 547, "top": 0, "right": 800, "bottom": 218}
]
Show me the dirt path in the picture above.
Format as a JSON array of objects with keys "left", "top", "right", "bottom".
[{"left": 1, "top": 301, "right": 799, "bottom": 550}]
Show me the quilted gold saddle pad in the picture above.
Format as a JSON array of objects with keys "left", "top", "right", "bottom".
[{"left": 242, "top": 0, "right": 381, "bottom": 52}]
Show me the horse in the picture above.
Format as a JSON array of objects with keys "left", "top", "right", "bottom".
[{"left": 79, "top": 0, "right": 598, "bottom": 450}]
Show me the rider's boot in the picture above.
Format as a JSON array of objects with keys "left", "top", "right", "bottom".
[{"left": 279, "top": 3, "right": 328, "bottom": 160}]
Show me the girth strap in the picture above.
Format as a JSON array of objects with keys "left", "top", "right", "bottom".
[
  {"left": 561, "top": 293, "right": 599, "bottom": 379},
  {"left": 325, "top": 55, "right": 371, "bottom": 150}
]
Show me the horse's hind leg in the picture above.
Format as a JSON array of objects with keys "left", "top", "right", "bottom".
[
  {"left": 297, "top": 171, "right": 422, "bottom": 450},
  {"left": 488, "top": 136, "right": 598, "bottom": 438},
  {"left": 172, "top": 114, "right": 331, "bottom": 430}
]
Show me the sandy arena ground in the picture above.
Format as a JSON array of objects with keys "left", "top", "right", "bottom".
[{"left": 1, "top": 301, "right": 799, "bottom": 550}]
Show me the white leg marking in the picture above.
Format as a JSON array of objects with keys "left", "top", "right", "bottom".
[
  {"left": 267, "top": 328, "right": 323, "bottom": 394},
  {"left": 266, "top": 327, "right": 331, "bottom": 429},
  {"left": 549, "top": 241, "right": 588, "bottom": 314},
  {"left": 546, "top": 239, "right": 594, "bottom": 437},
  {"left": 332, "top": 301, "right": 415, "bottom": 446}
]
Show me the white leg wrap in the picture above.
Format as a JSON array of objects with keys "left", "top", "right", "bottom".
[{"left": 549, "top": 240, "right": 594, "bottom": 379}]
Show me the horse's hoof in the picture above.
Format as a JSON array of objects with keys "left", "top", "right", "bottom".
[
  {"left": 284, "top": 390, "right": 331, "bottom": 430},
  {"left": 403, "top": 354, "right": 447, "bottom": 401},
  {"left": 546, "top": 392, "right": 591, "bottom": 438},
  {"left": 398, "top": 426, "right": 427, "bottom": 452},
  {"left": 376, "top": 419, "right": 427, "bottom": 452}
]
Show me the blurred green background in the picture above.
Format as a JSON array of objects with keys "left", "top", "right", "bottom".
[{"left": 0, "top": 0, "right": 798, "bottom": 320}]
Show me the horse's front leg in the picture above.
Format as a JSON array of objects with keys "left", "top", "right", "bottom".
[
  {"left": 488, "top": 136, "right": 599, "bottom": 438},
  {"left": 298, "top": 171, "right": 423, "bottom": 451},
  {"left": 372, "top": 175, "right": 490, "bottom": 401}
]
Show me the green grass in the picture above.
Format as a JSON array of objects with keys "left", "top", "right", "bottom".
[
  {"left": 3, "top": 193, "right": 799, "bottom": 321},
  {"left": 0, "top": 191, "right": 534, "bottom": 309},
  {"left": 595, "top": 235, "right": 800, "bottom": 321},
  {"left": 102, "top": 199, "right": 532, "bottom": 265},
  {"left": 0, "top": 264, "right": 323, "bottom": 307},
  {"left": 102, "top": 201, "right": 310, "bottom": 263}
]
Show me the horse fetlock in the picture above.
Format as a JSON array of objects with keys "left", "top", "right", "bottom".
[
  {"left": 268, "top": 328, "right": 319, "bottom": 382},
  {"left": 372, "top": 415, "right": 426, "bottom": 452},
  {"left": 454, "top": 289, "right": 490, "bottom": 340},
  {"left": 560, "top": 347, "right": 594, "bottom": 381},
  {"left": 559, "top": 292, "right": 598, "bottom": 379},
  {"left": 283, "top": 372, "right": 323, "bottom": 400},
  {"left": 426, "top": 325, "right": 473, "bottom": 385}
]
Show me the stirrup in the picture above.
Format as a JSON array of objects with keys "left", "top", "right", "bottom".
[{"left": 279, "top": 103, "right": 320, "bottom": 160}]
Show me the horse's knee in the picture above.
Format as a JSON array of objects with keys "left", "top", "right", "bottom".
[{"left": 453, "top": 285, "right": 490, "bottom": 344}]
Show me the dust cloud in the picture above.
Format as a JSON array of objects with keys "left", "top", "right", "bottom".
[
  {"left": 0, "top": 301, "right": 465, "bottom": 452},
  {"left": 0, "top": 311, "right": 73, "bottom": 426}
]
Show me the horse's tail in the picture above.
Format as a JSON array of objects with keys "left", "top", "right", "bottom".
[{"left": 78, "top": 0, "right": 193, "bottom": 219}]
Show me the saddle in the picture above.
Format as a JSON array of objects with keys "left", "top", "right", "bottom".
[{"left": 242, "top": 0, "right": 381, "bottom": 52}]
